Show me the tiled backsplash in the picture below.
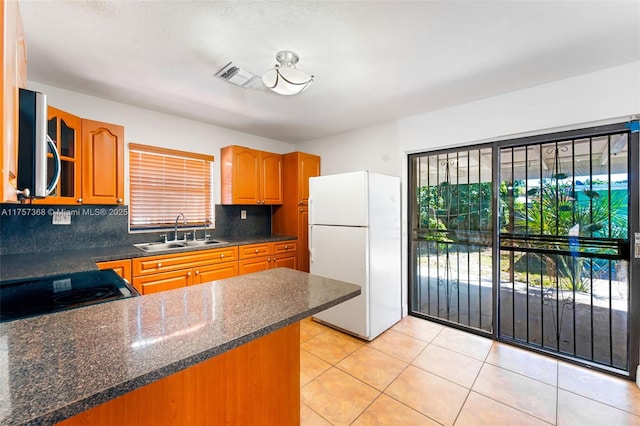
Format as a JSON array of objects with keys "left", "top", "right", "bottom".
[{"left": 0, "top": 204, "right": 271, "bottom": 255}]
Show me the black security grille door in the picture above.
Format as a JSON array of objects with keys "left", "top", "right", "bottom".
[
  {"left": 410, "top": 147, "right": 493, "bottom": 333},
  {"left": 409, "top": 122, "right": 639, "bottom": 378},
  {"left": 499, "top": 130, "right": 633, "bottom": 373}
]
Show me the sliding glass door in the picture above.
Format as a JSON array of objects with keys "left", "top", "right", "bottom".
[
  {"left": 498, "top": 129, "right": 635, "bottom": 373},
  {"left": 409, "top": 147, "right": 494, "bottom": 333},
  {"left": 409, "top": 122, "right": 639, "bottom": 377}
]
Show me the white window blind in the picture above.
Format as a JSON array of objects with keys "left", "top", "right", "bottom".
[{"left": 129, "top": 143, "right": 213, "bottom": 229}]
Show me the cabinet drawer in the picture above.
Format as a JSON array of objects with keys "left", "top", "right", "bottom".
[
  {"left": 239, "top": 243, "right": 271, "bottom": 259},
  {"left": 273, "top": 241, "right": 297, "bottom": 255},
  {"left": 133, "top": 246, "right": 238, "bottom": 276}
]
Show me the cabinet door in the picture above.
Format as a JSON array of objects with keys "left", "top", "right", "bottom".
[
  {"left": 298, "top": 207, "right": 310, "bottom": 272},
  {"left": 81, "top": 119, "right": 124, "bottom": 205},
  {"left": 133, "top": 269, "right": 193, "bottom": 295},
  {"left": 239, "top": 257, "right": 271, "bottom": 275},
  {"left": 272, "top": 254, "right": 296, "bottom": 270},
  {"left": 96, "top": 259, "right": 132, "bottom": 283},
  {"left": 260, "top": 151, "right": 283, "bottom": 205},
  {"left": 297, "top": 153, "right": 320, "bottom": 205},
  {"left": 194, "top": 262, "right": 238, "bottom": 284},
  {"left": 221, "top": 146, "right": 260, "bottom": 204},
  {"left": 34, "top": 107, "right": 82, "bottom": 204},
  {"left": 1, "top": 0, "right": 23, "bottom": 202}
]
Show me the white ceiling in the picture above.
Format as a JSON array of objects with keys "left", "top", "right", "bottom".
[{"left": 19, "top": 1, "right": 640, "bottom": 143}]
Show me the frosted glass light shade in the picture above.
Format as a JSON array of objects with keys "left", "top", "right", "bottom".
[{"left": 262, "top": 50, "right": 313, "bottom": 96}]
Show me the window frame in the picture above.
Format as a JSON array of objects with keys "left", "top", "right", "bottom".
[{"left": 128, "top": 143, "right": 214, "bottom": 232}]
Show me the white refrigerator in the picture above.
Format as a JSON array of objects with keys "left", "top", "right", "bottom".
[{"left": 308, "top": 170, "right": 401, "bottom": 341}]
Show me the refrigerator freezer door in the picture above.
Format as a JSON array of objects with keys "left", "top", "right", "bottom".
[
  {"left": 310, "top": 224, "right": 368, "bottom": 338},
  {"left": 309, "top": 171, "right": 368, "bottom": 227}
]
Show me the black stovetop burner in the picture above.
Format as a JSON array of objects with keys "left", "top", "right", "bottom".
[{"left": 0, "top": 269, "right": 140, "bottom": 323}]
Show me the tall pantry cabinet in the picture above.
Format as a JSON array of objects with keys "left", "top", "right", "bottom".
[
  {"left": 1, "top": 0, "right": 27, "bottom": 202},
  {"left": 272, "top": 152, "right": 320, "bottom": 272}
]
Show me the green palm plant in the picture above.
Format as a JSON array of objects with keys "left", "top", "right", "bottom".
[{"left": 512, "top": 176, "right": 627, "bottom": 292}]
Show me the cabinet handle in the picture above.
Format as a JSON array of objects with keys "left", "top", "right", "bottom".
[
  {"left": 255, "top": 249, "right": 259, "bottom": 253},
  {"left": 187, "top": 272, "right": 192, "bottom": 277},
  {"left": 284, "top": 245, "right": 288, "bottom": 249},
  {"left": 220, "top": 254, "right": 224, "bottom": 258},
  {"left": 117, "top": 198, "right": 123, "bottom": 203},
  {"left": 268, "top": 257, "right": 272, "bottom": 262},
  {"left": 195, "top": 270, "right": 200, "bottom": 275},
  {"left": 157, "top": 262, "right": 162, "bottom": 268},
  {"left": 76, "top": 198, "right": 83, "bottom": 204}
]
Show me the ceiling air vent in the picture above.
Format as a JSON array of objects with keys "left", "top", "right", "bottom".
[{"left": 215, "top": 62, "right": 258, "bottom": 88}]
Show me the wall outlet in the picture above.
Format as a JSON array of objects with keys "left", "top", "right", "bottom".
[
  {"left": 52, "top": 210, "right": 72, "bottom": 225},
  {"left": 241, "top": 210, "right": 247, "bottom": 220}
]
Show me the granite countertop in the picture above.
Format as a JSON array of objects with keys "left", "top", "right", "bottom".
[
  {"left": 0, "top": 235, "right": 297, "bottom": 282},
  {"left": 0, "top": 268, "right": 360, "bottom": 426}
]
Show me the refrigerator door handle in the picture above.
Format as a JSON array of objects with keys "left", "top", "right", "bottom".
[{"left": 308, "top": 196, "right": 313, "bottom": 225}]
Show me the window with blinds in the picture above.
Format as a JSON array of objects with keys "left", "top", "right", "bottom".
[{"left": 129, "top": 143, "right": 214, "bottom": 230}]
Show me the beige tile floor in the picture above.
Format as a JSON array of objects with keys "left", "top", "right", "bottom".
[{"left": 300, "top": 315, "right": 640, "bottom": 425}]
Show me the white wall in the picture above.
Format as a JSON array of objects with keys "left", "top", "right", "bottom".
[
  {"left": 28, "top": 81, "right": 294, "bottom": 207},
  {"left": 296, "top": 61, "right": 640, "bottom": 318}
]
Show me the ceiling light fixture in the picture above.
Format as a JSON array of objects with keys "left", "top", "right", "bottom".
[{"left": 261, "top": 50, "right": 313, "bottom": 96}]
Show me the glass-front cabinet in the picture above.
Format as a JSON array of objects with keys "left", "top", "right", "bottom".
[{"left": 35, "top": 107, "right": 82, "bottom": 204}]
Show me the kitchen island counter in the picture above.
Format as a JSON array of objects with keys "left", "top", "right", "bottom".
[{"left": 0, "top": 268, "right": 360, "bottom": 426}]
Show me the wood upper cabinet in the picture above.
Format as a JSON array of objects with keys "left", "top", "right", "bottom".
[
  {"left": 272, "top": 152, "right": 320, "bottom": 272},
  {"left": 34, "top": 107, "right": 82, "bottom": 204},
  {"left": 81, "top": 119, "right": 124, "bottom": 205},
  {"left": 260, "top": 150, "right": 283, "bottom": 204},
  {"left": 220, "top": 145, "right": 283, "bottom": 205},
  {"left": 296, "top": 152, "right": 321, "bottom": 205},
  {"left": 33, "top": 111, "right": 124, "bottom": 205},
  {"left": 1, "top": 0, "right": 26, "bottom": 203}
]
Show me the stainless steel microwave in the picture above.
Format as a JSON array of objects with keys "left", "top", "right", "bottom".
[{"left": 17, "top": 88, "right": 60, "bottom": 199}]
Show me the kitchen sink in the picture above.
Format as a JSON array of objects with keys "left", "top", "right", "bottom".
[
  {"left": 133, "top": 242, "right": 186, "bottom": 252},
  {"left": 133, "top": 239, "right": 227, "bottom": 252},
  {"left": 184, "top": 239, "right": 227, "bottom": 247}
]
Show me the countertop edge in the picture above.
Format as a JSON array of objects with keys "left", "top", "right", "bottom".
[{"left": 19, "top": 283, "right": 360, "bottom": 426}]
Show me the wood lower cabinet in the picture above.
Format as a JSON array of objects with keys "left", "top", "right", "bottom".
[
  {"left": 194, "top": 261, "right": 239, "bottom": 284},
  {"left": 220, "top": 145, "right": 283, "bottom": 205},
  {"left": 100, "top": 241, "right": 294, "bottom": 296},
  {"left": 132, "top": 246, "right": 239, "bottom": 295},
  {"left": 96, "top": 259, "right": 132, "bottom": 283},
  {"left": 57, "top": 322, "right": 301, "bottom": 426},
  {"left": 134, "top": 269, "right": 192, "bottom": 295},
  {"left": 273, "top": 152, "right": 320, "bottom": 272},
  {"left": 238, "top": 241, "right": 297, "bottom": 275}
]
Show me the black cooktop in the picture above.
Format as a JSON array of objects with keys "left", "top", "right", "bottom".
[{"left": 0, "top": 269, "right": 140, "bottom": 323}]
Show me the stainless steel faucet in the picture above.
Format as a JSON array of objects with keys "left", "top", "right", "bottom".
[
  {"left": 174, "top": 213, "right": 186, "bottom": 241},
  {"left": 201, "top": 217, "right": 211, "bottom": 241}
]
